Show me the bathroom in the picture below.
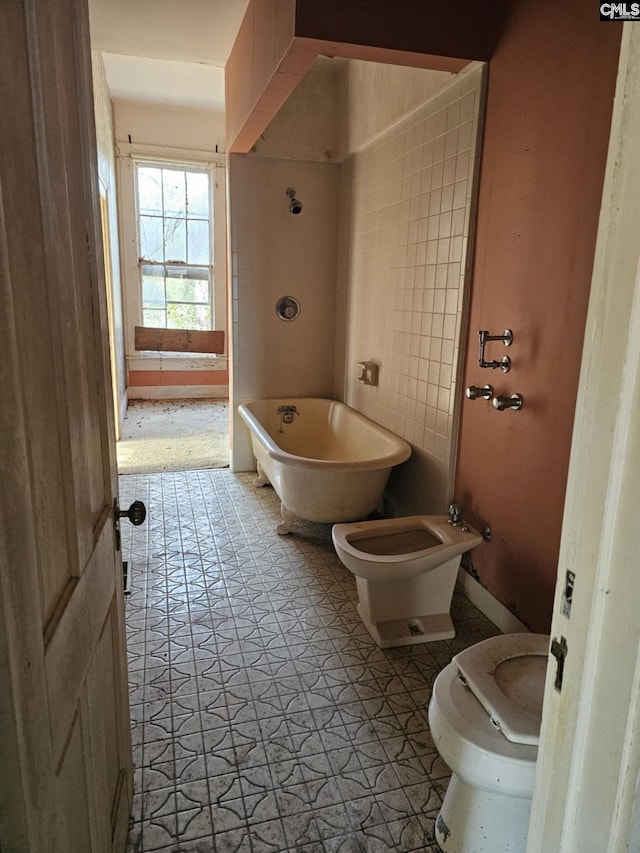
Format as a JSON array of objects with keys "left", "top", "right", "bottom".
[
  {"left": 227, "top": 2, "right": 621, "bottom": 637},
  {"left": 218, "top": 2, "right": 623, "bottom": 846},
  {"left": 4, "top": 1, "right": 638, "bottom": 851}
]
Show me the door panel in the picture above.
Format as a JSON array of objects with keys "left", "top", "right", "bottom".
[
  {"left": 55, "top": 715, "right": 93, "bottom": 850},
  {"left": 45, "top": 526, "right": 116, "bottom": 760},
  {"left": 0, "top": 1, "right": 132, "bottom": 850}
]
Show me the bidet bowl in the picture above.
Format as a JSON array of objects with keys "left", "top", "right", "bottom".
[{"left": 332, "top": 515, "right": 482, "bottom": 581}]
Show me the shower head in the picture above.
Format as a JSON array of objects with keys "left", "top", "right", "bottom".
[{"left": 286, "top": 186, "right": 303, "bottom": 215}]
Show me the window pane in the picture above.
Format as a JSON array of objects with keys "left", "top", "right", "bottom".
[
  {"left": 193, "top": 275, "right": 210, "bottom": 302},
  {"left": 163, "top": 217, "right": 186, "bottom": 261},
  {"left": 137, "top": 167, "right": 162, "bottom": 216},
  {"left": 166, "top": 302, "right": 198, "bottom": 330},
  {"left": 143, "top": 308, "right": 166, "bottom": 327},
  {"left": 139, "top": 216, "right": 164, "bottom": 261},
  {"left": 165, "top": 302, "right": 211, "bottom": 331},
  {"left": 166, "top": 279, "right": 194, "bottom": 303},
  {"left": 142, "top": 266, "right": 165, "bottom": 309},
  {"left": 187, "top": 219, "right": 210, "bottom": 265},
  {"left": 186, "top": 171, "right": 209, "bottom": 218},
  {"left": 195, "top": 304, "right": 211, "bottom": 327},
  {"left": 162, "top": 169, "right": 186, "bottom": 218},
  {"left": 165, "top": 267, "right": 209, "bottom": 303}
]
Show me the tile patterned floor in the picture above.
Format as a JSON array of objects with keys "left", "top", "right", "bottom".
[{"left": 121, "top": 470, "right": 498, "bottom": 853}]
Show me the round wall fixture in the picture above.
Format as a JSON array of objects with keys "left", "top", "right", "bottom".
[{"left": 275, "top": 295, "right": 300, "bottom": 321}]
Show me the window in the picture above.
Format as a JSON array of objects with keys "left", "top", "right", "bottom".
[{"left": 136, "top": 163, "right": 213, "bottom": 330}]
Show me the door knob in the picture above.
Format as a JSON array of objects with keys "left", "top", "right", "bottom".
[
  {"left": 113, "top": 499, "right": 146, "bottom": 552},
  {"left": 116, "top": 499, "right": 146, "bottom": 526}
]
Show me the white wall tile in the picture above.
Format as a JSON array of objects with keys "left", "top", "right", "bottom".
[{"left": 339, "top": 64, "right": 485, "bottom": 515}]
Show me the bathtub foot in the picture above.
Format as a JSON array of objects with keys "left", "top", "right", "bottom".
[
  {"left": 276, "top": 503, "right": 296, "bottom": 535},
  {"left": 254, "top": 462, "right": 269, "bottom": 488}
]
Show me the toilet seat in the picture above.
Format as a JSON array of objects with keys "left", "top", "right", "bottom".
[{"left": 453, "top": 633, "right": 549, "bottom": 745}]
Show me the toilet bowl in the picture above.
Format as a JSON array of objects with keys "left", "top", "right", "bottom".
[
  {"left": 331, "top": 515, "right": 482, "bottom": 647},
  {"left": 428, "top": 633, "right": 550, "bottom": 853}
]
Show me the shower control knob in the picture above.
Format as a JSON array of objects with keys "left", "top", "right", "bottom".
[
  {"left": 492, "top": 394, "right": 524, "bottom": 412},
  {"left": 465, "top": 384, "right": 493, "bottom": 400}
]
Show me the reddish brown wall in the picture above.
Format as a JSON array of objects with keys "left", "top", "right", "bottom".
[
  {"left": 128, "top": 370, "right": 229, "bottom": 388},
  {"left": 294, "top": 0, "right": 502, "bottom": 61},
  {"left": 455, "top": 1, "right": 621, "bottom": 631}
]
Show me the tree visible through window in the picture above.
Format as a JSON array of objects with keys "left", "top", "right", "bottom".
[{"left": 136, "top": 163, "right": 213, "bottom": 330}]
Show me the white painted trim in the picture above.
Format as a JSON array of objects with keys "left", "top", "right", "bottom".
[
  {"left": 127, "top": 385, "right": 229, "bottom": 400},
  {"left": 528, "top": 25, "right": 640, "bottom": 852},
  {"left": 116, "top": 141, "right": 225, "bottom": 167},
  {"left": 127, "top": 354, "right": 228, "bottom": 371},
  {"left": 456, "top": 568, "right": 529, "bottom": 635}
]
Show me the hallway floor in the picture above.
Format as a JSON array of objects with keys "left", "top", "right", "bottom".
[
  {"left": 121, "top": 470, "right": 498, "bottom": 853},
  {"left": 117, "top": 400, "right": 229, "bottom": 475}
]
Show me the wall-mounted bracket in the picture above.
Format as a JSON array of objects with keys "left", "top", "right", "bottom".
[{"left": 358, "top": 361, "right": 379, "bottom": 386}]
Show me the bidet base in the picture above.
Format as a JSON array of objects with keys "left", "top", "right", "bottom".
[{"left": 357, "top": 604, "right": 455, "bottom": 648}]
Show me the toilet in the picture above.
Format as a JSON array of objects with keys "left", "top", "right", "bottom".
[
  {"left": 331, "top": 515, "right": 482, "bottom": 648},
  {"left": 428, "top": 632, "right": 550, "bottom": 853}
]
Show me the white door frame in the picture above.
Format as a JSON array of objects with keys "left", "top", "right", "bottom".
[{"left": 529, "top": 23, "right": 640, "bottom": 851}]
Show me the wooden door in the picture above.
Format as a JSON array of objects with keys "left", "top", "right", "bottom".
[
  {"left": 0, "top": 1, "right": 133, "bottom": 851},
  {"left": 528, "top": 26, "right": 640, "bottom": 852}
]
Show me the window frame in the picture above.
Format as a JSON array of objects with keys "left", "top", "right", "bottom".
[
  {"left": 118, "top": 146, "right": 227, "bottom": 362},
  {"left": 135, "top": 160, "right": 215, "bottom": 332}
]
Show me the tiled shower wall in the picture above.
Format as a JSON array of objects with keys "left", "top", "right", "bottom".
[
  {"left": 228, "top": 63, "right": 485, "bottom": 514},
  {"left": 337, "top": 64, "right": 485, "bottom": 515},
  {"left": 229, "top": 156, "right": 340, "bottom": 470}
]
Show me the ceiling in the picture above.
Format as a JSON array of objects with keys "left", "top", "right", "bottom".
[{"left": 89, "top": 0, "right": 250, "bottom": 112}]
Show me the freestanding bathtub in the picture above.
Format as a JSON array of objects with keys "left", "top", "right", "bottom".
[{"left": 237, "top": 398, "right": 412, "bottom": 534}]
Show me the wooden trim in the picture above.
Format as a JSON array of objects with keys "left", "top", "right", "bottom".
[{"left": 134, "top": 326, "right": 225, "bottom": 354}]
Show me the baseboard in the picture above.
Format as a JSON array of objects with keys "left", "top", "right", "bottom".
[
  {"left": 456, "top": 568, "right": 529, "bottom": 634},
  {"left": 127, "top": 385, "right": 229, "bottom": 400}
]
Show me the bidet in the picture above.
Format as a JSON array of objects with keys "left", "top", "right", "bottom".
[{"left": 332, "top": 515, "right": 482, "bottom": 647}]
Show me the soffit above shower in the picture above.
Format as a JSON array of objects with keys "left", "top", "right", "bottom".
[
  {"left": 225, "top": 0, "right": 505, "bottom": 153},
  {"left": 251, "top": 56, "right": 457, "bottom": 164}
]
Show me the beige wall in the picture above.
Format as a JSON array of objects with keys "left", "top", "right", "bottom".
[
  {"left": 229, "top": 156, "right": 340, "bottom": 469},
  {"left": 92, "top": 52, "right": 127, "bottom": 431},
  {"left": 337, "top": 60, "right": 454, "bottom": 159},
  {"left": 337, "top": 63, "right": 484, "bottom": 515},
  {"left": 113, "top": 100, "right": 225, "bottom": 153},
  {"left": 249, "top": 60, "right": 341, "bottom": 163}
]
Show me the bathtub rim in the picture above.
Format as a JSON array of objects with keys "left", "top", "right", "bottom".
[{"left": 237, "top": 397, "right": 412, "bottom": 472}]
